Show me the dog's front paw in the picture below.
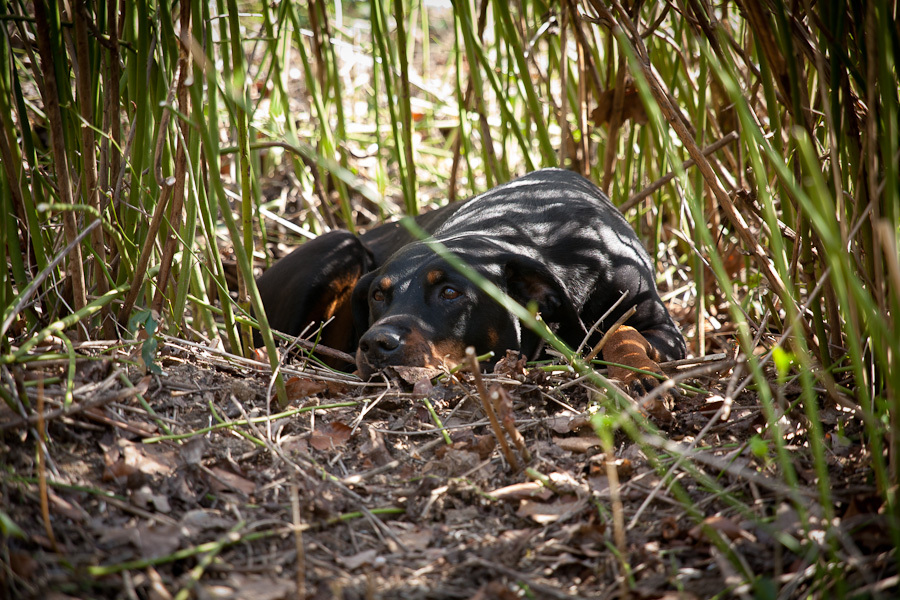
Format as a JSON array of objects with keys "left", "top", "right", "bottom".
[
  {"left": 620, "top": 369, "right": 665, "bottom": 397},
  {"left": 601, "top": 325, "right": 677, "bottom": 421}
]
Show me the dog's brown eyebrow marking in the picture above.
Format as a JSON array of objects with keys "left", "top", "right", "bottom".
[
  {"left": 425, "top": 269, "right": 445, "bottom": 285},
  {"left": 486, "top": 326, "right": 499, "bottom": 347},
  {"left": 378, "top": 276, "right": 393, "bottom": 290}
]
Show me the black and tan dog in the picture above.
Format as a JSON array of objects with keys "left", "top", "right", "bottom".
[{"left": 256, "top": 168, "right": 685, "bottom": 393}]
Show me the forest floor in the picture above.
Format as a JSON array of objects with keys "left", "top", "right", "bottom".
[{"left": 1, "top": 307, "right": 889, "bottom": 599}]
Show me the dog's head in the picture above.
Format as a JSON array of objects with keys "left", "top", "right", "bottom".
[{"left": 351, "top": 237, "right": 582, "bottom": 378}]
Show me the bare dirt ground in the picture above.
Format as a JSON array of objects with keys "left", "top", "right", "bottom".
[{"left": 1, "top": 318, "right": 888, "bottom": 599}]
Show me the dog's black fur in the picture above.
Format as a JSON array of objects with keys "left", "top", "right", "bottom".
[
  {"left": 255, "top": 199, "right": 468, "bottom": 354},
  {"left": 257, "top": 168, "right": 685, "bottom": 389}
]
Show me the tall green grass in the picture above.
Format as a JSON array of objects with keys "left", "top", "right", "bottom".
[{"left": 1, "top": 0, "right": 897, "bottom": 594}]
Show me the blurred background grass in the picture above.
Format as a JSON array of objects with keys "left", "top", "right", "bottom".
[{"left": 1, "top": 0, "right": 898, "bottom": 594}]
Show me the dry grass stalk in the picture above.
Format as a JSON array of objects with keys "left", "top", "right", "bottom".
[{"left": 466, "top": 347, "right": 520, "bottom": 471}]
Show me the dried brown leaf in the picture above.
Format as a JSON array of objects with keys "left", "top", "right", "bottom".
[
  {"left": 209, "top": 466, "right": 256, "bottom": 496},
  {"left": 426, "top": 447, "right": 481, "bottom": 477},
  {"left": 388, "top": 365, "right": 443, "bottom": 384},
  {"left": 180, "top": 509, "right": 233, "bottom": 536},
  {"left": 552, "top": 435, "right": 601, "bottom": 453},
  {"left": 689, "top": 515, "right": 753, "bottom": 542},
  {"left": 309, "top": 421, "right": 352, "bottom": 450},
  {"left": 394, "top": 523, "right": 433, "bottom": 550},
  {"left": 200, "top": 575, "right": 294, "bottom": 600},
  {"left": 590, "top": 84, "right": 648, "bottom": 126},
  {"left": 468, "top": 582, "right": 519, "bottom": 600},
  {"left": 492, "top": 350, "right": 527, "bottom": 378},
  {"left": 132, "top": 486, "right": 172, "bottom": 513},
  {"left": 285, "top": 376, "right": 327, "bottom": 400},
  {"left": 412, "top": 377, "right": 434, "bottom": 397},
  {"left": 489, "top": 481, "right": 553, "bottom": 502},
  {"left": 516, "top": 497, "right": 581, "bottom": 524},
  {"left": 338, "top": 549, "right": 379, "bottom": 570},
  {"left": 437, "top": 434, "right": 495, "bottom": 460},
  {"left": 134, "top": 523, "right": 182, "bottom": 559},
  {"left": 547, "top": 413, "right": 591, "bottom": 434}
]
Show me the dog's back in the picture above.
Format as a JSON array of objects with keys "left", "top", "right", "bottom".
[{"left": 428, "top": 169, "right": 684, "bottom": 361}]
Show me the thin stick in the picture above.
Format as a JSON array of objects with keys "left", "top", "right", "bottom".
[
  {"left": 598, "top": 425, "right": 627, "bottom": 589},
  {"left": 291, "top": 484, "right": 305, "bottom": 600},
  {"left": 584, "top": 306, "right": 636, "bottom": 362},
  {"left": 466, "top": 347, "right": 519, "bottom": 471},
  {"left": 621, "top": 131, "right": 739, "bottom": 212},
  {"left": 577, "top": 290, "right": 628, "bottom": 354},
  {"left": 491, "top": 385, "right": 531, "bottom": 463}
]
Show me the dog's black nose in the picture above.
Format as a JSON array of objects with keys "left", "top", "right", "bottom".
[{"left": 358, "top": 326, "right": 403, "bottom": 361}]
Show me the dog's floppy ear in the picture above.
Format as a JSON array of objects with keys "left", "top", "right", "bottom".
[
  {"left": 503, "top": 255, "right": 585, "bottom": 335},
  {"left": 255, "top": 231, "right": 373, "bottom": 355}
]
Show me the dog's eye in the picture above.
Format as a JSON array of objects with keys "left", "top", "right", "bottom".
[
  {"left": 372, "top": 290, "right": 385, "bottom": 302},
  {"left": 439, "top": 286, "right": 461, "bottom": 300}
]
